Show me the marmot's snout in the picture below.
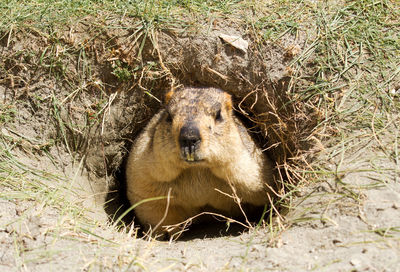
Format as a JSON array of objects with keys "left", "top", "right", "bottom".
[{"left": 179, "top": 122, "right": 202, "bottom": 162}]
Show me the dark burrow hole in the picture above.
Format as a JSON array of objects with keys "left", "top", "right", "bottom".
[{"left": 103, "top": 101, "right": 280, "bottom": 241}]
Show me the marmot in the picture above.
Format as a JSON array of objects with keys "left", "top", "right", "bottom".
[{"left": 126, "top": 87, "right": 274, "bottom": 236}]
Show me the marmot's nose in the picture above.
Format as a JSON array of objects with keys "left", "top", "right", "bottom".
[
  {"left": 179, "top": 123, "right": 201, "bottom": 162},
  {"left": 179, "top": 123, "right": 201, "bottom": 146}
]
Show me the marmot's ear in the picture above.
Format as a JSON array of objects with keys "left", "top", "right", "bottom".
[
  {"left": 224, "top": 92, "right": 233, "bottom": 111},
  {"left": 164, "top": 90, "right": 175, "bottom": 105}
]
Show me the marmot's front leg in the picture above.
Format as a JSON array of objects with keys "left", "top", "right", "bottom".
[{"left": 133, "top": 198, "right": 191, "bottom": 237}]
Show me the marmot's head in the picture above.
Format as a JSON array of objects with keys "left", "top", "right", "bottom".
[{"left": 160, "top": 87, "right": 234, "bottom": 165}]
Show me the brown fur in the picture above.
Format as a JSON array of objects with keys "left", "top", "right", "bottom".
[{"left": 126, "top": 87, "right": 274, "bottom": 236}]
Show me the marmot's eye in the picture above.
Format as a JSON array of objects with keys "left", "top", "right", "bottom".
[
  {"left": 215, "top": 109, "right": 222, "bottom": 122},
  {"left": 166, "top": 112, "right": 173, "bottom": 123}
]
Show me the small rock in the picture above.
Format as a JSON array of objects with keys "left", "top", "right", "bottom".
[
  {"left": 218, "top": 34, "right": 248, "bottom": 53},
  {"left": 276, "top": 238, "right": 283, "bottom": 248},
  {"left": 350, "top": 258, "right": 362, "bottom": 269},
  {"left": 389, "top": 88, "right": 400, "bottom": 96}
]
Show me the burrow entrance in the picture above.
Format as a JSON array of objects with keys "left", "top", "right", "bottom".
[{"left": 1, "top": 23, "right": 319, "bottom": 239}]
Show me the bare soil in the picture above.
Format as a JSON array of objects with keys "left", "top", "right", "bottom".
[{"left": 1, "top": 20, "right": 399, "bottom": 271}]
